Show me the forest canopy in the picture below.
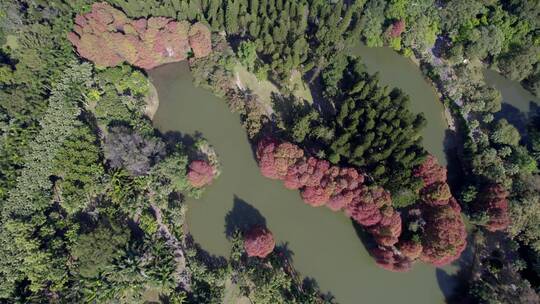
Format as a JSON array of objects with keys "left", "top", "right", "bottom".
[{"left": 0, "top": 0, "right": 539, "bottom": 303}]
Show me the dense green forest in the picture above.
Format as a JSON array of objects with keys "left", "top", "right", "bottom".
[{"left": 0, "top": 0, "right": 539, "bottom": 303}]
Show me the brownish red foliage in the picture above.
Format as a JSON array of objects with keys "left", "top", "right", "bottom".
[
  {"left": 420, "top": 198, "right": 467, "bottom": 266},
  {"left": 476, "top": 184, "right": 510, "bottom": 232},
  {"left": 257, "top": 138, "right": 366, "bottom": 209},
  {"left": 243, "top": 226, "right": 276, "bottom": 258},
  {"left": 68, "top": 3, "right": 211, "bottom": 69},
  {"left": 371, "top": 246, "right": 412, "bottom": 272},
  {"left": 414, "top": 156, "right": 467, "bottom": 266},
  {"left": 256, "top": 138, "right": 304, "bottom": 180},
  {"left": 389, "top": 19, "right": 406, "bottom": 38},
  {"left": 256, "top": 142, "right": 468, "bottom": 270},
  {"left": 369, "top": 208, "right": 402, "bottom": 247},
  {"left": 413, "top": 154, "right": 447, "bottom": 187},
  {"left": 187, "top": 160, "right": 215, "bottom": 188},
  {"left": 188, "top": 22, "right": 212, "bottom": 58},
  {"left": 345, "top": 187, "right": 392, "bottom": 227},
  {"left": 398, "top": 240, "right": 423, "bottom": 260},
  {"left": 256, "top": 138, "right": 403, "bottom": 263},
  {"left": 421, "top": 182, "right": 452, "bottom": 206}
]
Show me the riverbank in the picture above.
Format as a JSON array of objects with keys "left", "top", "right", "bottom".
[{"left": 144, "top": 81, "right": 160, "bottom": 119}]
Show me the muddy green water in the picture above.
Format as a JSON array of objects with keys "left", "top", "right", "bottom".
[
  {"left": 352, "top": 45, "right": 448, "bottom": 165},
  {"left": 150, "top": 62, "right": 457, "bottom": 304},
  {"left": 483, "top": 69, "right": 540, "bottom": 134}
]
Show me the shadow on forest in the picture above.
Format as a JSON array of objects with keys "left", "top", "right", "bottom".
[{"left": 224, "top": 196, "right": 267, "bottom": 239}]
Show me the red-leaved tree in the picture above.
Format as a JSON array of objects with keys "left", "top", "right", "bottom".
[
  {"left": 419, "top": 199, "right": 467, "bottom": 266},
  {"left": 414, "top": 156, "right": 467, "bottom": 266},
  {"left": 413, "top": 154, "right": 447, "bottom": 187},
  {"left": 243, "top": 226, "right": 276, "bottom": 258},
  {"left": 389, "top": 19, "right": 406, "bottom": 38},
  {"left": 187, "top": 160, "right": 215, "bottom": 188},
  {"left": 256, "top": 141, "right": 468, "bottom": 270},
  {"left": 68, "top": 3, "right": 212, "bottom": 69},
  {"left": 476, "top": 184, "right": 510, "bottom": 232}
]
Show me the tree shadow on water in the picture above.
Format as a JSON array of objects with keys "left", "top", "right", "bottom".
[
  {"left": 275, "top": 241, "right": 295, "bottom": 262},
  {"left": 436, "top": 233, "right": 476, "bottom": 303},
  {"left": 159, "top": 130, "right": 203, "bottom": 150},
  {"left": 350, "top": 219, "right": 377, "bottom": 252},
  {"left": 275, "top": 242, "right": 336, "bottom": 302},
  {"left": 224, "top": 195, "right": 267, "bottom": 239},
  {"left": 494, "top": 103, "right": 529, "bottom": 135},
  {"left": 184, "top": 234, "right": 228, "bottom": 268},
  {"left": 443, "top": 129, "right": 465, "bottom": 193}
]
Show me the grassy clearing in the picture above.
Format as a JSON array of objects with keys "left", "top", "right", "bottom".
[
  {"left": 234, "top": 64, "right": 278, "bottom": 108},
  {"left": 222, "top": 277, "right": 251, "bottom": 304},
  {"left": 234, "top": 64, "right": 313, "bottom": 108},
  {"left": 289, "top": 69, "right": 313, "bottom": 103}
]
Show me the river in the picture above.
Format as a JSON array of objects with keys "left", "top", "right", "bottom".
[{"left": 150, "top": 60, "right": 457, "bottom": 304}]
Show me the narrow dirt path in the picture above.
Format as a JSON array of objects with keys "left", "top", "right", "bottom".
[{"left": 151, "top": 204, "right": 191, "bottom": 291}]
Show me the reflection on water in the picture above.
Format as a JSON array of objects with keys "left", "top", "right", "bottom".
[{"left": 150, "top": 62, "right": 456, "bottom": 304}]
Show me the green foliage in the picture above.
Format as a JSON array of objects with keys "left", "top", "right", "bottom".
[
  {"left": 236, "top": 40, "right": 258, "bottom": 72},
  {"left": 436, "top": 0, "right": 540, "bottom": 95},
  {"left": 185, "top": 248, "right": 227, "bottom": 304},
  {"left": 323, "top": 56, "right": 427, "bottom": 192},
  {"left": 70, "top": 219, "right": 130, "bottom": 278},
  {"left": 508, "top": 174, "right": 540, "bottom": 252},
  {"left": 138, "top": 209, "right": 159, "bottom": 235},
  {"left": 99, "top": 65, "right": 149, "bottom": 97},
  {"left": 148, "top": 150, "right": 203, "bottom": 201},
  {"left": 229, "top": 232, "right": 332, "bottom": 304},
  {"left": 190, "top": 35, "right": 236, "bottom": 97},
  {"left": 2, "top": 62, "right": 93, "bottom": 218},
  {"left": 491, "top": 119, "right": 521, "bottom": 147},
  {"left": 359, "top": 0, "right": 386, "bottom": 47},
  {"left": 0, "top": 217, "right": 69, "bottom": 298},
  {"left": 53, "top": 124, "right": 104, "bottom": 214},
  {"left": 528, "top": 110, "right": 540, "bottom": 158}
]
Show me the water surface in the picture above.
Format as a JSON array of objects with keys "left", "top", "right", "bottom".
[{"left": 150, "top": 62, "right": 457, "bottom": 304}]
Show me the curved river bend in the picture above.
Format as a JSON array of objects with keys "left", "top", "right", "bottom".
[{"left": 150, "top": 60, "right": 456, "bottom": 304}]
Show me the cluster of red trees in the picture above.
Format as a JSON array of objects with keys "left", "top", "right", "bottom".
[
  {"left": 257, "top": 139, "right": 468, "bottom": 271},
  {"left": 187, "top": 160, "right": 216, "bottom": 188},
  {"left": 257, "top": 138, "right": 401, "bottom": 264},
  {"left": 68, "top": 3, "right": 211, "bottom": 69},
  {"left": 412, "top": 155, "right": 467, "bottom": 266},
  {"left": 476, "top": 184, "right": 510, "bottom": 232},
  {"left": 243, "top": 226, "right": 276, "bottom": 258}
]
